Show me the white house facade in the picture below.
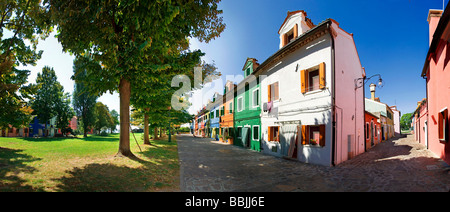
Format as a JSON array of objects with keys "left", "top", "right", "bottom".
[{"left": 254, "top": 11, "right": 365, "bottom": 166}]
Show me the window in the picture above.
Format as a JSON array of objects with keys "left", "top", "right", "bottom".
[
  {"left": 216, "top": 109, "right": 219, "bottom": 118},
  {"left": 252, "top": 88, "right": 259, "bottom": 107},
  {"left": 229, "top": 102, "right": 232, "bottom": 114},
  {"left": 268, "top": 82, "right": 279, "bottom": 102},
  {"left": 301, "top": 125, "right": 325, "bottom": 146},
  {"left": 438, "top": 108, "right": 448, "bottom": 143},
  {"left": 237, "top": 96, "right": 243, "bottom": 112},
  {"left": 253, "top": 126, "right": 259, "bottom": 140},
  {"left": 308, "top": 69, "right": 319, "bottom": 91},
  {"left": 301, "top": 62, "right": 326, "bottom": 93},
  {"left": 366, "top": 123, "right": 370, "bottom": 140},
  {"left": 268, "top": 126, "right": 280, "bottom": 142}
]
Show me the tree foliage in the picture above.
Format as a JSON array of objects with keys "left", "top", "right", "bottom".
[
  {"left": 93, "top": 102, "right": 113, "bottom": 133},
  {"left": 400, "top": 112, "right": 413, "bottom": 130},
  {"left": 50, "top": 0, "right": 225, "bottom": 157},
  {"left": 31, "top": 66, "right": 66, "bottom": 134},
  {"left": 0, "top": 0, "right": 52, "bottom": 128},
  {"left": 72, "top": 56, "right": 99, "bottom": 137}
]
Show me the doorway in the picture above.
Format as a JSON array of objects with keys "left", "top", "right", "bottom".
[
  {"left": 424, "top": 121, "right": 428, "bottom": 148},
  {"left": 370, "top": 122, "right": 374, "bottom": 146}
]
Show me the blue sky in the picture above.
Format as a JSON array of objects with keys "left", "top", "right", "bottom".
[
  {"left": 190, "top": 0, "right": 449, "bottom": 115},
  {"left": 10, "top": 0, "right": 448, "bottom": 116}
]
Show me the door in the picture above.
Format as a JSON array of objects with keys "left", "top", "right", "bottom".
[
  {"left": 424, "top": 121, "right": 428, "bottom": 148},
  {"left": 280, "top": 125, "right": 298, "bottom": 157},
  {"left": 370, "top": 122, "right": 374, "bottom": 146},
  {"left": 242, "top": 127, "right": 250, "bottom": 148}
]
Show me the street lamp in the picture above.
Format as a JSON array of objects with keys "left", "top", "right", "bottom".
[{"left": 355, "top": 74, "right": 383, "bottom": 89}]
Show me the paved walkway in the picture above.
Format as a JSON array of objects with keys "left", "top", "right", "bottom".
[{"left": 177, "top": 134, "right": 450, "bottom": 192}]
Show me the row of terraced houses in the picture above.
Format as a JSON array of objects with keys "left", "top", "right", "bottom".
[{"left": 191, "top": 10, "right": 400, "bottom": 166}]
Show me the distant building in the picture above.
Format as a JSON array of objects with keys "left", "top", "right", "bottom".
[
  {"left": 389, "top": 106, "right": 402, "bottom": 137},
  {"left": 365, "top": 84, "right": 395, "bottom": 142}
]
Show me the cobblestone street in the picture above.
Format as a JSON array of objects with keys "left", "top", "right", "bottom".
[{"left": 178, "top": 134, "right": 450, "bottom": 192}]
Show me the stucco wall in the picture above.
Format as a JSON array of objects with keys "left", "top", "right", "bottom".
[
  {"left": 261, "top": 33, "right": 333, "bottom": 166},
  {"left": 331, "top": 22, "right": 365, "bottom": 164}
]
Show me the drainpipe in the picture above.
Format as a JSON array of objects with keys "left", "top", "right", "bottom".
[{"left": 329, "top": 21, "right": 336, "bottom": 166}]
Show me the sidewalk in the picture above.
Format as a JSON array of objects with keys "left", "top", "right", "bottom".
[{"left": 178, "top": 134, "right": 450, "bottom": 192}]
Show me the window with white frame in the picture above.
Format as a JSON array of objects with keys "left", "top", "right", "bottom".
[
  {"left": 252, "top": 88, "right": 259, "bottom": 108},
  {"left": 237, "top": 96, "right": 243, "bottom": 112},
  {"left": 252, "top": 125, "right": 259, "bottom": 140}
]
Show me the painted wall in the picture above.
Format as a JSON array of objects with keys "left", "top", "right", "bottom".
[
  {"left": 365, "top": 112, "right": 381, "bottom": 150},
  {"left": 331, "top": 21, "right": 365, "bottom": 164},
  {"left": 234, "top": 60, "right": 261, "bottom": 151},
  {"left": 426, "top": 38, "right": 450, "bottom": 164},
  {"left": 260, "top": 33, "right": 333, "bottom": 166},
  {"left": 414, "top": 101, "right": 428, "bottom": 148}
]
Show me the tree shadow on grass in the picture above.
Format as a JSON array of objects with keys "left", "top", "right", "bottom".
[
  {"left": 0, "top": 147, "right": 43, "bottom": 192},
  {"left": 20, "top": 134, "right": 120, "bottom": 143},
  {"left": 53, "top": 140, "right": 180, "bottom": 192}
]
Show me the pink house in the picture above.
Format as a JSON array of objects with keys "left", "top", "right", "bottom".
[
  {"left": 413, "top": 99, "right": 428, "bottom": 148},
  {"left": 421, "top": 6, "right": 450, "bottom": 164}
]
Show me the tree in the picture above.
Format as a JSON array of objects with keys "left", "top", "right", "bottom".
[
  {"left": 109, "top": 109, "right": 119, "bottom": 133},
  {"left": 0, "top": 0, "right": 52, "bottom": 128},
  {"left": 400, "top": 113, "right": 413, "bottom": 131},
  {"left": 55, "top": 92, "right": 75, "bottom": 136},
  {"left": 50, "top": 0, "right": 225, "bottom": 157},
  {"left": 31, "top": 66, "right": 65, "bottom": 136},
  {"left": 93, "top": 102, "right": 113, "bottom": 134},
  {"left": 72, "top": 57, "right": 98, "bottom": 137}
]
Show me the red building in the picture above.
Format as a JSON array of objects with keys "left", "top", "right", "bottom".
[
  {"left": 365, "top": 111, "right": 381, "bottom": 151},
  {"left": 421, "top": 6, "right": 450, "bottom": 164}
]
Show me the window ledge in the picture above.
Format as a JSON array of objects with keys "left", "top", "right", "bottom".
[
  {"left": 303, "top": 144, "right": 324, "bottom": 148},
  {"left": 304, "top": 89, "right": 325, "bottom": 96}
]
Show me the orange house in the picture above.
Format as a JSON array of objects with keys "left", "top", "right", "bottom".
[{"left": 219, "top": 81, "right": 236, "bottom": 143}]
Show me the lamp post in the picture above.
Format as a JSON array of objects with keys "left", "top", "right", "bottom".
[
  {"left": 355, "top": 74, "right": 383, "bottom": 89},
  {"left": 355, "top": 73, "right": 383, "bottom": 152}
]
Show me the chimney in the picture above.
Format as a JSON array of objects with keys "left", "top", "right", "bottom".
[
  {"left": 369, "top": 83, "right": 376, "bottom": 100},
  {"left": 427, "top": 9, "right": 443, "bottom": 46}
]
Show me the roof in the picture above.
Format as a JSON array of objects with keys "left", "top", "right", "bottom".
[
  {"left": 421, "top": 4, "right": 450, "bottom": 77},
  {"left": 242, "top": 58, "right": 259, "bottom": 71},
  {"left": 277, "top": 10, "right": 315, "bottom": 34},
  {"left": 253, "top": 19, "right": 332, "bottom": 76}
]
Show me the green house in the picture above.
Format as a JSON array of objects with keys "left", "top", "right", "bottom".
[{"left": 234, "top": 58, "right": 261, "bottom": 151}]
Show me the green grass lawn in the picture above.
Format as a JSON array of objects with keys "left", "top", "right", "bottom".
[{"left": 0, "top": 133, "right": 180, "bottom": 192}]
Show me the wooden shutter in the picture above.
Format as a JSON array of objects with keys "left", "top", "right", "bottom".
[
  {"left": 282, "top": 34, "right": 288, "bottom": 47},
  {"left": 301, "top": 70, "right": 307, "bottom": 93},
  {"left": 294, "top": 24, "right": 299, "bottom": 39},
  {"left": 319, "top": 125, "right": 326, "bottom": 146},
  {"left": 319, "top": 62, "right": 326, "bottom": 89},
  {"left": 268, "top": 85, "right": 272, "bottom": 102},
  {"left": 301, "top": 125, "right": 308, "bottom": 145},
  {"left": 268, "top": 127, "right": 272, "bottom": 141},
  {"left": 276, "top": 126, "right": 280, "bottom": 142}
]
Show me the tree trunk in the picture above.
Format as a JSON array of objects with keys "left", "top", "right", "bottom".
[
  {"left": 116, "top": 78, "right": 134, "bottom": 158},
  {"left": 143, "top": 108, "right": 151, "bottom": 145},
  {"left": 154, "top": 127, "right": 159, "bottom": 140}
]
